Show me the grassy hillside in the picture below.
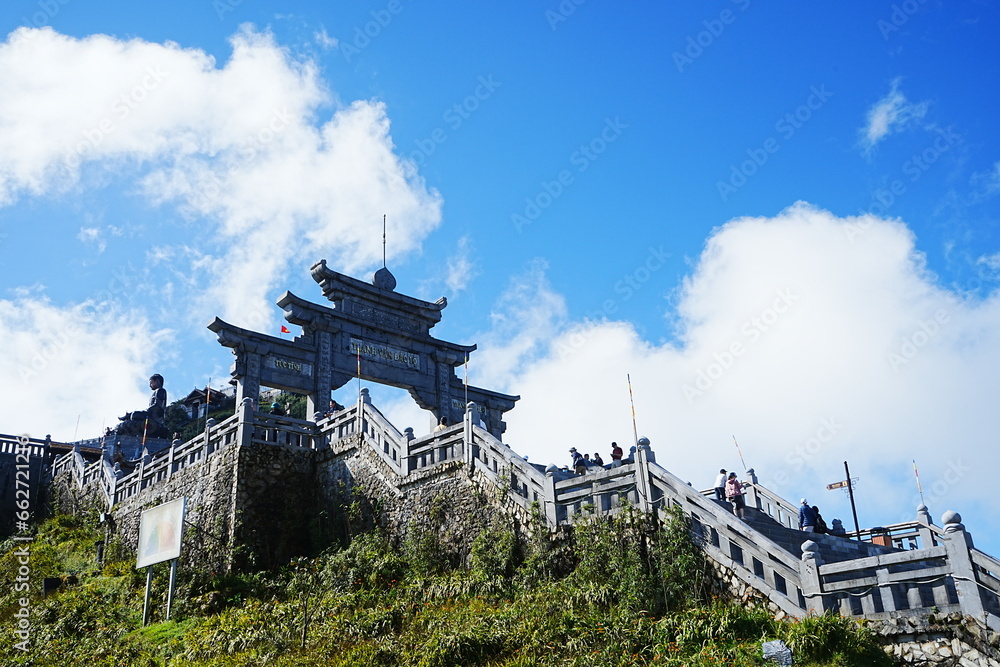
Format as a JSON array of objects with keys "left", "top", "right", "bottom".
[{"left": 0, "top": 507, "right": 892, "bottom": 666}]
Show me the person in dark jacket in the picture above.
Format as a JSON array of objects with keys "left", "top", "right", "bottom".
[
  {"left": 812, "top": 506, "right": 828, "bottom": 534},
  {"left": 798, "top": 499, "right": 817, "bottom": 532}
]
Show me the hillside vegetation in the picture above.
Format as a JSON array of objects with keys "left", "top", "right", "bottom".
[{"left": 0, "top": 506, "right": 892, "bottom": 666}]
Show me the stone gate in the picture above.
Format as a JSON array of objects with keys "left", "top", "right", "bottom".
[{"left": 208, "top": 259, "right": 518, "bottom": 437}]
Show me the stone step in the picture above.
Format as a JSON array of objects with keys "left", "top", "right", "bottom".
[{"left": 737, "top": 508, "right": 899, "bottom": 563}]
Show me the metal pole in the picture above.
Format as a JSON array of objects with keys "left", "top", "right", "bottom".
[
  {"left": 627, "top": 374, "right": 639, "bottom": 446},
  {"left": 142, "top": 565, "right": 153, "bottom": 626},
  {"left": 845, "top": 460, "right": 861, "bottom": 541},
  {"left": 166, "top": 559, "right": 177, "bottom": 620}
]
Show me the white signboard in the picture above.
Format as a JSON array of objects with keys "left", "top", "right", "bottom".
[{"left": 136, "top": 497, "right": 186, "bottom": 568}]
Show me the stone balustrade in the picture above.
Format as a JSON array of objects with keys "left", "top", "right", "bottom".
[{"left": 43, "top": 395, "right": 1000, "bottom": 638}]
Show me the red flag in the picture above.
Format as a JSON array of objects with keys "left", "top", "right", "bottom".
[{"left": 280, "top": 325, "right": 291, "bottom": 334}]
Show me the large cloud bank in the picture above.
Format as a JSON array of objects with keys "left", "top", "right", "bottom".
[
  {"left": 0, "top": 26, "right": 441, "bottom": 328},
  {"left": 466, "top": 203, "right": 1000, "bottom": 536}
]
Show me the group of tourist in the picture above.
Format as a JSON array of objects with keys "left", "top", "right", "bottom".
[
  {"left": 711, "top": 467, "right": 844, "bottom": 535},
  {"left": 797, "top": 498, "right": 831, "bottom": 534},
  {"left": 568, "top": 441, "right": 626, "bottom": 474},
  {"left": 713, "top": 468, "right": 750, "bottom": 519}
]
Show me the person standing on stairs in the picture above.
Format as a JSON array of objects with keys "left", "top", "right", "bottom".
[
  {"left": 799, "top": 499, "right": 818, "bottom": 532},
  {"left": 725, "top": 472, "right": 747, "bottom": 519},
  {"left": 714, "top": 468, "right": 728, "bottom": 501}
]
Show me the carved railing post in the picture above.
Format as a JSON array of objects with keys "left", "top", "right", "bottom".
[
  {"left": 941, "top": 510, "right": 986, "bottom": 620},
  {"left": 634, "top": 437, "right": 653, "bottom": 513},
  {"left": 916, "top": 503, "right": 935, "bottom": 548},
  {"left": 799, "top": 540, "right": 824, "bottom": 615},
  {"left": 876, "top": 567, "right": 897, "bottom": 613},
  {"left": 139, "top": 447, "right": 151, "bottom": 489},
  {"left": 72, "top": 448, "right": 86, "bottom": 489},
  {"left": 464, "top": 402, "right": 476, "bottom": 470},
  {"left": 205, "top": 417, "right": 217, "bottom": 457},
  {"left": 102, "top": 459, "right": 117, "bottom": 508},
  {"left": 543, "top": 467, "right": 559, "bottom": 526},
  {"left": 237, "top": 397, "right": 255, "bottom": 448},
  {"left": 744, "top": 467, "right": 760, "bottom": 512},
  {"left": 167, "top": 438, "right": 180, "bottom": 479}
]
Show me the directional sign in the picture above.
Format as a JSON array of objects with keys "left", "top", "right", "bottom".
[{"left": 826, "top": 480, "right": 849, "bottom": 490}]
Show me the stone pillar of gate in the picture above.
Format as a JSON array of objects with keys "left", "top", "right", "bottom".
[
  {"left": 432, "top": 350, "right": 459, "bottom": 424},
  {"left": 309, "top": 330, "right": 334, "bottom": 420},
  {"left": 235, "top": 350, "right": 262, "bottom": 411}
]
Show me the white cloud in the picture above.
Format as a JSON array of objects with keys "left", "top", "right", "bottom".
[
  {"left": 445, "top": 235, "right": 477, "bottom": 294},
  {"left": 77, "top": 226, "right": 105, "bottom": 253},
  {"left": 0, "top": 294, "right": 170, "bottom": 440},
  {"left": 0, "top": 26, "right": 442, "bottom": 329},
  {"left": 978, "top": 251, "right": 1000, "bottom": 275},
  {"left": 483, "top": 203, "right": 999, "bottom": 548},
  {"left": 475, "top": 259, "right": 570, "bottom": 391},
  {"left": 860, "top": 78, "right": 929, "bottom": 153},
  {"left": 971, "top": 160, "right": 1000, "bottom": 198},
  {"left": 314, "top": 27, "right": 338, "bottom": 50}
]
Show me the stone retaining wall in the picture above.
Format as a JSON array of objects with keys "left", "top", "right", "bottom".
[
  {"left": 317, "top": 434, "right": 536, "bottom": 567},
  {"left": 104, "top": 441, "right": 239, "bottom": 572},
  {"left": 871, "top": 614, "right": 1000, "bottom": 666},
  {"left": 47, "top": 423, "right": 1000, "bottom": 664}
]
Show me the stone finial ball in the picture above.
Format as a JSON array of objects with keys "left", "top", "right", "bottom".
[
  {"left": 637, "top": 437, "right": 650, "bottom": 447},
  {"left": 941, "top": 510, "right": 961, "bottom": 525}
]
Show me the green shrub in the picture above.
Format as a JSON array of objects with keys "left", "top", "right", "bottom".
[{"left": 4, "top": 511, "right": 894, "bottom": 667}]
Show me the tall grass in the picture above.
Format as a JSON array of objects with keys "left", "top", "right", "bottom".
[{"left": 0, "top": 507, "right": 892, "bottom": 667}]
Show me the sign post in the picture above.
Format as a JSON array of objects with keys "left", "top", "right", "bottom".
[
  {"left": 136, "top": 497, "right": 186, "bottom": 624},
  {"left": 827, "top": 462, "right": 862, "bottom": 541},
  {"left": 844, "top": 461, "right": 861, "bottom": 541}
]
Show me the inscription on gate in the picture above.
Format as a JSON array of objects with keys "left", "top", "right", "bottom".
[
  {"left": 350, "top": 338, "right": 421, "bottom": 370},
  {"left": 270, "top": 356, "right": 312, "bottom": 375}
]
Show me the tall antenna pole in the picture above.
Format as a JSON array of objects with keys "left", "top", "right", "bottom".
[
  {"left": 732, "top": 435, "right": 748, "bottom": 473},
  {"left": 845, "top": 460, "right": 861, "bottom": 541},
  {"left": 627, "top": 374, "right": 639, "bottom": 446},
  {"left": 382, "top": 214, "right": 387, "bottom": 268},
  {"left": 912, "top": 459, "right": 925, "bottom": 505}
]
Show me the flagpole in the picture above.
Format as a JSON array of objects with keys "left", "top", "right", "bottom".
[
  {"left": 356, "top": 346, "right": 362, "bottom": 425},
  {"left": 627, "top": 374, "right": 639, "bottom": 446},
  {"left": 732, "top": 435, "right": 748, "bottom": 473},
  {"left": 912, "top": 459, "right": 924, "bottom": 505}
]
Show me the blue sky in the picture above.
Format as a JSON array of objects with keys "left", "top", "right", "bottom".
[{"left": 2, "top": 1, "right": 999, "bottom": 554}]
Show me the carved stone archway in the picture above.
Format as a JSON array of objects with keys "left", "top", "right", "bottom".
[{"left": 208, "top": 260, "right": 518, "bottom": 437}]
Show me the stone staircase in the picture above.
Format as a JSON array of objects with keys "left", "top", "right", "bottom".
[{"left": 735, "top": 502, "right": 900, "bottom": 564}]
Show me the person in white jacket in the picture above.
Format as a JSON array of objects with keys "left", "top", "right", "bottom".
[{"left": 713, "top": 468, "right": 728, "bottom": 501}]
